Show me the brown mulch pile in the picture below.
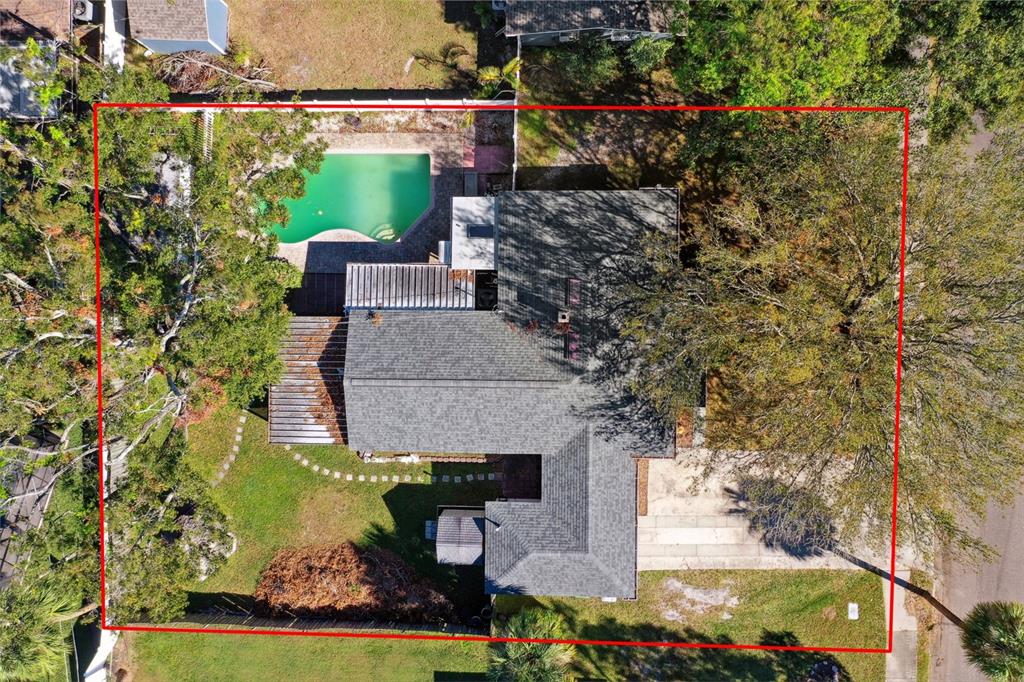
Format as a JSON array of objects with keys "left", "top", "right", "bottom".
[
  {"left": 637, "top": 458, "right": 649, "bottom": 516},
  {"left": 676, "top": 409, "right": 695, "bottom": 449},
  {"left": 254, "top": 543, "right": 455, "bottom": 624}
]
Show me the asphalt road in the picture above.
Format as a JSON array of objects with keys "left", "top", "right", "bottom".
[{"left": 932, "top": 492, "right": 1024, "bottom": 681}]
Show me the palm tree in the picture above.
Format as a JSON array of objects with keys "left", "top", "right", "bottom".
[
  {"left": 960, "top": 601, "right": 1024, "bottom": 681},
  {"left": 476, "top": 57, "right": 522, "bottom": 99},
  {"left": 0, "top": 583, "right": 93, "bottom": 682},
  {"left": 488, "top": 608, "right": 575, "bottom": 682}
]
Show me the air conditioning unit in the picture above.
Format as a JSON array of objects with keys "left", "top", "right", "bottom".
[
  {"left": 73, "top": 0, "right": 97, "bottom": 22},
  {"left": 558, "top": 32, "right": 578, "bottom": 43}
]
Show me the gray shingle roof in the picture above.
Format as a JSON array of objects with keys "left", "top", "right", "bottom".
[
  {"left": 485, "top": 428, "right": 640, "bottom": 598},
  {"left": 343, "top": 190, "right": 678, "bottom": 598},
  {"left": 436, "top": 508, "right": 485, "bottom": 566},
  {"left": 127, "top": 0, "right": 212, "bottom": 41},
  {"left": 505, "top": 0, "right": 676, "bottom": 36}
]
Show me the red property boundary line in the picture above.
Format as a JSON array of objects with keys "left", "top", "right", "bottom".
[{"left": 92, "top": 102, "right": 910, "bottom": 656}]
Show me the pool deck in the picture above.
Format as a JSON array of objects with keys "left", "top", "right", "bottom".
[{"left": 276, "top": 127, "right": 472, "bottom": 274}]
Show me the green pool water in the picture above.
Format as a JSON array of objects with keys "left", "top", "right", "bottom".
[{"left": 274, "top": 153, "right": 431, "bottom": 243}]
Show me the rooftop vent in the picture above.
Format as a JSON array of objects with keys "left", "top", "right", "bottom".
[{"left": 557, "top": 310, "right": 571, "bottom": 324}]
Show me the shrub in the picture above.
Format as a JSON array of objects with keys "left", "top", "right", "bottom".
[
  {"left": 489, "top": 608, "right": 575, "bottom": 681},
  {"left": 626, "top": 37, "right": 673, "bottom": 76},
  {"left": 558, "top": 34, "right": 620, "bottom": 90}
]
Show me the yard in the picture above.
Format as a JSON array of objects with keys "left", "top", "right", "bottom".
[
  {"left": 516, "top": 46, "right": 694, "bottom": 190},
  {"left": 117, "top": 630, "right": 488, "bottom": 682},
  {"left": 183, "top": 406, "right": 500, "bottom": 621},
  {"left": 495, "top": 570, "right": 888, "bottom": 681},
  {"left": 227, "top": 0, "right": 479, "bottom": 90}
]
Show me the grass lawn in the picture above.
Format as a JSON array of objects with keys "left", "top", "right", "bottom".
[
  {"left": 122, "top": 631, "right": 488, "bottom": 682},
  {"left": 227, "top": 0, "right": 477, "bottom": 90},
  {"left": 495, "top": 570, "right": 887, "bottom": 681},
  {"left": 183, "top": 406, "right": 499, "bottom": 613}
]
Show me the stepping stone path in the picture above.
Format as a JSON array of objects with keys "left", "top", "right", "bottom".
[
  {"left": 212, "top": 413, "right": 248, "bottom": 487},
  {"left": 274, "top": 440, "right": 507, "bottom": 489}
]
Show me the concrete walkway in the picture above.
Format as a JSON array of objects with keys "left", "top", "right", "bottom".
[
  {"left": 884, "top": 570, "right": 920, "bottom": 682},
  {"left": 639, "top": 457, "right": 853, "bottom": 570}
]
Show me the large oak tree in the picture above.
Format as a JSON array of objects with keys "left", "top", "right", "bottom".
[{"left": 628, "top": 115, "right": 1024, "bottom": 560}]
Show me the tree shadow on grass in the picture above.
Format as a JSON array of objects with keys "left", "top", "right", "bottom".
[
  {"left": 573, "top": 620, "right": 851, "bottom": 681},
  {"left": 359, "top": 477, "right": 501, "bottom": 623}
]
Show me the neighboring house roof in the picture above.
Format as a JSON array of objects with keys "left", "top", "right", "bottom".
[
  {"left": 344, "top": 189, "right": 678, "bottom": 598},
  {"left": 504, "top": 0, "right": 675, "bottom": 36},
  {"left": 436, "top": 508, "right": 485, "bottom": 566},
  {"left": 126, "top": 0, "right": 228, "bottom": 53},
  {"left": 0, "top": 3, "right": 70, "bottom": 42}
]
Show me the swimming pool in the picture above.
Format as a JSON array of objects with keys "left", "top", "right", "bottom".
[{"left": 273, "top": 153, "right": 431, "bottom": 244}]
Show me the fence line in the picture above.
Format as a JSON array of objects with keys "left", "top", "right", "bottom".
[
  {"left": 146, "top": 613, "right": 488, "bottom": 637},
  {"left": 147, "top": 99, "right": 516, "bottom": 113}
]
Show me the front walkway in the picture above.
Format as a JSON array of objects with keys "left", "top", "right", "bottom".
[
  {"left": 885, "top": 569, "right": 920, "bottom": 682},
  {"left": 639, "top": 456, "right": 854, "bottom": 571}
]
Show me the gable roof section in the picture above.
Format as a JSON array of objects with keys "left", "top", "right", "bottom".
[
  {"left": 344, "top": 311, "right": 578, "bottom": 455},
  {"left": 0, "top": 3, "right": 69, "bottom": 42},
  {"left": 505, "top": 0, "right": 675, "bottom": 36},
  {"left": 486, "top": 431, "right": 638, "bottom": 597},
  {"left": 498, "top": 188, "right": 678, "bottom": 367}
]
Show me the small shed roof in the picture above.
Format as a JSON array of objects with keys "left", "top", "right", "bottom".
[{"left": 436, "top": 508, "right": 485, "bottom": 566}]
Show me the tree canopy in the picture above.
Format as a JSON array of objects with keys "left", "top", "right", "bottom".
[
  {"left": 898, "top": 0, "right": 1024, "bottom": 139},
  {"left": 960, "top": 601, "right": 1024, "bottom": 682},
  {"left": 0, "top": 579, "right": 85, "bottom": 682},
  {"left": 1, "top": 57, "right": 323, "bottom": 634},
  {"left": 672, "top": 0, "right": 899, "bottom": 106},
  {"left": 489, "top": 608, "right": 576, "bottom": 682},
  {"left": 105, "top": 429, "right": 231, "bottom": 623},
  {"left": 627, "top": 116, "right": 1024, "bottom": 559}
]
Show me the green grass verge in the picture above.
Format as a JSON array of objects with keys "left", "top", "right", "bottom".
[
  {"left": 126, "top": 631, "right": 488, "bottom": 682},
  {"left": 495, "top": 570, "right": 887, "bottom": 681},
  {"left": 909, "top": 568, "right": 935, "bottom": 682}
]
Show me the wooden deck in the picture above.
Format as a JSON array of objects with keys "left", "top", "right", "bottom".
[{"left": 268, "top": 316, "right": 347, "bottom": 445}]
